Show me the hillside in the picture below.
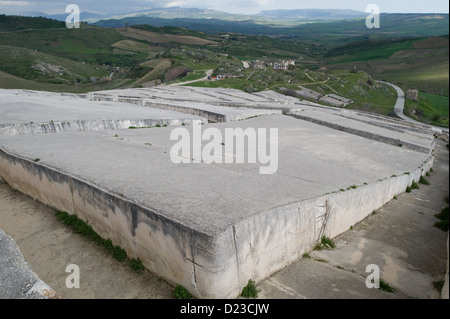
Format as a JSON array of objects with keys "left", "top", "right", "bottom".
[
  {"left": 0, "top": 14, "right": 64, "bottom": 31},
  {"left": 0, "top": 17, "right": 227, "bottom": 92},
  {"left": 92, "top": 13, "right": 449, "bottom": 47},
  {"left": 325, "top": 36, "right": 449, "bottom": 96},
  {"left": 0, "top": 15, "right": 447, "bottom": 126},
  {"left": 256, "top": 9, "right": 367, "bottom": 20}
]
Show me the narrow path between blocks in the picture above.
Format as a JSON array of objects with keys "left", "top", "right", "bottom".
[
  {"left": 0, "top": 140, "right": 448, "bottom": 299},
  {"left": 259, "top": 139, "right": 449, "bottom": 299}
]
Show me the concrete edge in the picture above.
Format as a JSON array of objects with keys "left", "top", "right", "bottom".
[
  {"left": 0, "top": 143, "right": 435, "bottom": 299},
  {"left": 0, "top": 229, "right": 57, "bottom": 299}
]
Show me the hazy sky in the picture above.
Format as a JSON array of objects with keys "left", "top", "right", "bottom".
[{"left": 0, "top": 0, "right": 448, "bottom": 15}]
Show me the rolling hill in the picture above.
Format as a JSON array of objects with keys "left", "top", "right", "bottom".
[{"left": 0, "top": 15, "right": 448, "bottom": 127}]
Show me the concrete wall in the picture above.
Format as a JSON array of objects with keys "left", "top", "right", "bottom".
[
  {"left": 0, "top": 119, "right": 205, "bottom": 136},
  {"left": 443, "top": 234, "right": 449, "bottom": 299},
  {"left": 289, "top": 114, "right": 433, "bottom": 154},
  {"left": 0, "top": 147, "right": 434, "bottom": 298},
  {"left": 145, "top": 102, "right": 229, "bottom": 123}
]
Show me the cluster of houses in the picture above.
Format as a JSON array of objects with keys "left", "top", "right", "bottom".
[
  {"left": 208, "top": 74, "right": 239, "bottom": 81},
  {"left": 252, "top": 60, "right": 296, "bottom": 71},
  {"left": 206, "top": 59, "right": 297, "bottom": 82}
]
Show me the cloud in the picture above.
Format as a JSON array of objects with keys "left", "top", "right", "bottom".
[
  {"left": 0, "top": 1, "right": 29, "bottom": 5},
  {"left": 164, "top": 1, "right": 187, "bottom": 7},
  {"left": 251, "top": 0, "right": 273, "bottom": 6}
]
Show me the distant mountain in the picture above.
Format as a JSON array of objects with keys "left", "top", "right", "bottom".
[
  {"left": 22, "top": 11, "right": 107, "bottom": 22},
  {"left": 92, "top": 12, "right": 449, "bottom": 43},
  {"left": 86, "top": 7, "right": 370, "bottom": 25},
  {"left": 85, "top": 7, "right": 254, "bottom": 24},
  {"left": 255, "top": 9, "right": 367, "bottom": 20}
]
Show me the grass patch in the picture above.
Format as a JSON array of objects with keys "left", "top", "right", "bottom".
[
  {"left": 112, "top": 246, "right": 127, "bottom": 262},
  {"left": 411, "top": 181, "right": 420, "bottom": 190},
  {"left": 433, "top": 280, "right": 445, "bottom": 293},
  {"left": 315, "top": 236, "right": 336, "bottom": 250},
  {"left": 173, "top": 285, "right": 192, "bottom": 299},
  {"left": 302, "top": 253, "right": 311, "bottom": 259},
  {"left": 379, "top": 280, "right": 397, "bottom": 293},
  {"left": 434, "top": 206, "right": 449, "bottom": 232},
  {"left": 419, "top": 176, "right": 430, "bottom": 185},
  {"left": 404, "top": 91, "right": 449, "bottom": 128},
  {"left": 240, "top": 279, "right": 261, "bottom": 299},
  {"left": 54, "top": 211, "right": 139, "bottom": 266}
]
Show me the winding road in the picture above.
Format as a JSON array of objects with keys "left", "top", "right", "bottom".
[{"left": 377, "top": 80, "right": 449, "bottom": 134}]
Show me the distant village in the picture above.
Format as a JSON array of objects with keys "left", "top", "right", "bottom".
[{"left": 208, "top": 59, "right": 297, "bottom": 81}]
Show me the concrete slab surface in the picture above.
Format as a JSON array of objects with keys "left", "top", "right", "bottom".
[
  {"left": 0, "top": 86, "right": 439, "bottom": 298},
  {"left": 0, "top": 115, "right": 431, "bottom": 235},
  {"left": 0, "top": 89, "right": 206, "bottom": 125},
  {"left": 0, "top": 140, "right": 446, "bottom": 299},
  {"left": 259, "top": 139, "right": 449, "bottom": 299}
]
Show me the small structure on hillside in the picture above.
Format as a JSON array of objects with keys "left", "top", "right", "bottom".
[
  {"left": 274, "top": 60, "right": 295, "bottom": 71},
  {"left": 406, "top": 89, "right": 419, "bottom": 101}
]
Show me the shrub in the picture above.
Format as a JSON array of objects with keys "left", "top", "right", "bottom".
[
  {"left": 419, "top": 176, "right": 430, "bottom": 185},
  {"left": 130, "top": 258, "right": 145, "bottom": 272},
  {"left": 321, "top": 236, "right": 336, "bottom": 249},
  {"left": 434, "top": 206, "right": 449, "bottom": 232},
  {"left": 113, "top": 246, "right": 127, "bottom": 262},
  {"left": 174, "top": 285, "right": 192, "bottom": 299},
  {"left": 240, "top": 280, "right": 260, "bottom": 299},
  {"left": 379, "top": 280, "right": 396, "bottom": 293}
]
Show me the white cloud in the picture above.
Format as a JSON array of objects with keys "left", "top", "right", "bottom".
[
  {"left": 0, "top": 1, "right": 29, "bottom": 5},
  {"left": 251, "top": 0, "right": 273, "bottom": 6},
  {"left": 164, "top": 1, "right": 186, "bottom": 7}
]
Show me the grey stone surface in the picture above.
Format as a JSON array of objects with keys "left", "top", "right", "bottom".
[
  {"left": 0, "top": 86, "right": 440, "bottom": 298},
  {"left": 0, "top": 229, "right": 49, "bottom": 299},
  {"left": 0, "top": 115, "right": 431, "bottom": 235},
  {"left": 0, "top": 89, "right": 206, "bottom": 125},
  {"left": 260, "top": 139, "right": 449, "bottom": 299}
]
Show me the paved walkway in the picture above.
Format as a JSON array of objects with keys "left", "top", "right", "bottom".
[
  {"left": 0, "top": 140, "right": 448, "bottom": 299},
  {"left": 260, "top": 138, "right": 448, "bottom": 299}
]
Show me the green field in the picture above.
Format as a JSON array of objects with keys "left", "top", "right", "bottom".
[
  {"left": 325, "top": 39, "right": 417, "bottom": 64},
  {"left": 183, "top": 78, "right": 265, "bottom": 92},
  {"left": 279, "top": 70, "right": 398, "bottom": 115},
  {"left": 0, "top": 15, "right": 448, "bottom": 122},
  {"left": 404, "top": 92, "right": 449, "bottom": 128}
]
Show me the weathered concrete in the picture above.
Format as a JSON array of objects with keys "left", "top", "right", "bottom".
[
  {"left": 260, "top": 139, "right": 449, "bottom": 299},
  {"left": 0, "top": 86, "right": 438, "bottom": 299},
  {"left": 0, "top": 116, "right": 434, "bottom": 298},
  {"left": 0, "top": 229, "right": 55, "bottom": 299},
  {"left": 0, "top": 178, "right": 174, "bottom": 299},
  {"left": 442, "top": 235, "right": 449, "bottom": 299},
  {"left": 144, "top": 101, "right": 282, "bottom": 123},
  {"left": 0, "top": 89, "right": 208, "bottom": 135}
]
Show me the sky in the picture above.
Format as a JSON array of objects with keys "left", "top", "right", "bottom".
[{"left": 0, "top": 0, "right": 449, "bottom": 15}]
